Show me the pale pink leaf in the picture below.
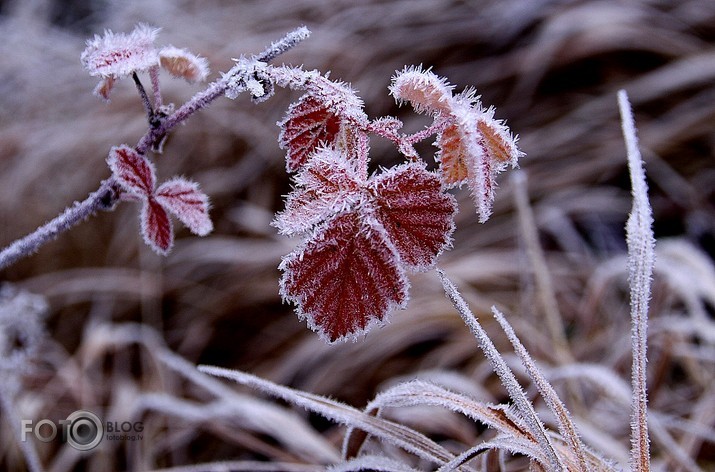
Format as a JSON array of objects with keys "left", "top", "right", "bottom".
[
  {"left": 369, "top": 163, "right": 456, "bottom": 270},
  {"left": 279, "top": 211, "right": 409, "bottom": 343},
  {"left": 278, "top": 93, "right": 341, "bottom": 172},
  {"left": 141, "top": 198, "right": 173, "bottom": 255},
  {"left": 273, "top": 148, "right": 363, "bottom": 235},
  {"left": 107, "top": 145, "right": 156, "bottom": 197},
  {"left": 159, "top": 45, "right": 210, "bottom": 83},
  {"left": 155, "top": 178, "right": 213, "bottom": 236},
  {"left": 81, "top": 23, "right": 160, "bottom": 79},
  {"left": 389, "top": 66, "right": 455, "bottom": 116}
]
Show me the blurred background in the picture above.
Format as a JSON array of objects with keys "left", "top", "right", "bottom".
[{"left": 0, "top": 0, "right": 714, "bottom": 470}]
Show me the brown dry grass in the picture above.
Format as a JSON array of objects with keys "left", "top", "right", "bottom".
[{"left": 0, "top": 0, "right": 714, "bottom": 470}]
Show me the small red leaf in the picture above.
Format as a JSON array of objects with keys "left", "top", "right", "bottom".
[
  {"left": 279, "top": 211, "right": 409, "bottom": 342},
  {"left": 435, "top": 123, "right": 469, "bottom": 187},
  {"left": 155, "top": 178, "right": 213, "bottom": 236},
  {"left": 141, "top": 198, "right": 173, "bottom": 255},
  {"left": 278, "top": 94, "right": 341, "bottom": 172},
  {"left": 370, "top": 163, "right": 456, "bottom": 270},
  {"left": 274, "top": 148, "right": 363, "bottom": 235},
  {"left": 107, "top": 145, "right": 156, "bottom": 197}
]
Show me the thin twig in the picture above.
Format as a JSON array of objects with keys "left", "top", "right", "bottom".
[
  {"left": 0, "top": 179, "right": 118, "bottom": 271},
  {"left": 132, "top": 72, "right": 155, "bottom": 122},
  {"left": 0, "top": 27, "right": 311, "bottom": 271}
]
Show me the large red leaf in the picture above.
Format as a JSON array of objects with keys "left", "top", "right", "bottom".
[
  {"left": 369, "top": 163, "right": 456, "bottom": 271},
  {"left": 141, "top": 198, "right": 173, "bottom": 255},
  {"left": 278, "top": 94, "right": 341, "bottom": 172},
  {"left": 155, "top": 178, "right": 212, "bottom": 236},
  {"left": 279, "top": 211, "right": 409, "bottom": 342},
  {"left": 274, "top": 148, "right": 363, "bottom": 235},
  {"left": 107, "top": 145, "right": 156, "bottom": 197}
]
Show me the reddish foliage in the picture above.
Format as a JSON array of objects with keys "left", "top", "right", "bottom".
[
  {"left": 370, "top": 163, "right": 456, "bottom": 270},
  {"left": 278, "top": 94, "right": 342, "bottom": 172},
  {"left": 107, "top": 145, "right": 212, "bottom": 255},
  {"left": 280, "top": 211, "right": 409, "bottom": 342},
  {"left": 278, "top": 149, "right": 456, "bottom": 341}
]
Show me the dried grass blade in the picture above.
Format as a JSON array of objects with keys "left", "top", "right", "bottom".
[
  {"left": 436, "top": 269, "right": 565, "bottom": 471},
  {"left": 436, "top": 434, "right": 548, "bottom": 472},
  {"left": 198, "top": 365, "right": 456, "bottom": 467},
  {"left": 491, "top": 307, "right": 590, "bottom": 472},
  {"left": 342, "top": 379, "right": 543, "bottom": 462},
  {"left": 618, "top": 90, "right": 654, "bottom": 472},
  {"left": 325, "top": 455, "right": 421, "bottom": 472}
]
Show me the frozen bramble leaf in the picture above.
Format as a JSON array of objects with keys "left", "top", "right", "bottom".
[
  {"left": 389, "top": 66, "right": 454, "bottom": 116},
  {"left": 435, "top": 123, "right": 469, "bottom": 187},
  {"left": 107, "top": 145, "right": 156, "bottom": 197},
  {"left": 278, "top": 94, "right": 341, "bottom": 172},
  {"left": 106, "top": 145, "right": 213, "bottom": 255},
  {"left": 159, "top": 46, "right": 210, "bottom": 83},
  {"left": 436, "top": 98, "right": 522, "bottom": 222},
  {"left": 278, "top": 151, "right": 456, "bottom": 341},
  {"left": 475, "top": 105, "right": 523, "bottom": 169},
  {"left": 155, "top": 178, "right": 213, "bottom": 236},
  {"left": 274, "top": 148, "right": 364, "bottom": 236},
  {"left": 93, "top": 76, "right": 116, "bottom": 102},
  {"left": 81, "top": 23, "right": 160, "bottom": 79},
  {"left": 141, "top": 198, "right": 173, "bottom": 255},
  {"left": 279, "top": 211, "right": 409, "bottom": 343},
  {"left": 369, "top": 162, "right": 456, "bottom": 270}
]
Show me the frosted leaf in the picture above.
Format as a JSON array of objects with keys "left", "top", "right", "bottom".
[
  {"left": 435, "top": 123, "right": 469, "bottom": 187},
  {"left": 107, "top": 145, "right": 155, "bottom": 197},
  {"left": 435, "top": 101, "right": 523, "bottom": 223},
  {"left": 277, "top": 151, "right": 456, "bottom": 341},
  {"left": 141, "top": 198, "right": 173, "bottom": 255},
  {"left": 159, "top": 45, "right": 210, "bottom": 83},
  {"left": 475, "top": 105, "right": 523, "bottom": 169},
  {"left": 93, "top": 76, "right": 116, "bottom": 102},
  {"left": 274, "top": 148, "right": 364, "bottom": 235},
  {"left": 389, "top": 66, "right": 455, "bottom": 116},
  {"left": 155, "top": 178, "right": 213, "bottom": 236},
  {"left": 278, "top": 93, "right": 342, "bottom": 172},
  {"left": 107, "top": 146, "right": 212, "bottom": 255},
  {"left": 369, "top": 162, "right": 456, "bottom": 271},
  {"left": 81, "top": 23, "right": 160, "bottom": 79},
  {"left": 279, "top": 210, "right": 409, "bottom": 343}
]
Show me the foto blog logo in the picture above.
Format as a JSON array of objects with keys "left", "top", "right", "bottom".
[{"left": 21, "top": 410, "right": 144, "bottom": 451}]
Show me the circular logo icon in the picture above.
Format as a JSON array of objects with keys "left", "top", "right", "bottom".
[{"left": 65, "top": 410, "right": 103, "bottom": 451}]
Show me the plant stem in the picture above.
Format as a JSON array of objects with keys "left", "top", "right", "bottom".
[
  {"left": 618, "top": 90, "right": 653, "bottom": 472},
  {"left": 0, "top": 179, "right": 119, "bottom": 272},
  {"left": 0, "top": 27, "right": 311, "bottom": 271}
]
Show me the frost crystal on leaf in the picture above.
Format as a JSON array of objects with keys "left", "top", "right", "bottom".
[
  {"left": 389, "top": 68, "right": 523, "bottom": 222},
  {"left": 159, "top": 46, "right": 210, "bottom": 83},
  {"left": 389, "top": 66, "right": 455, "bottom": 116},
  {"left": 142, "top": 198, "right": 174, "bottom": 255},
  {"left": 155, "top": 178, "right": 213, "bottom": 236},
  {"left": 279, "top": 211, "right": 409, "bottom": 343},
  {"left": 81, "top": 23, "right": 160, "bottom": 79},
  {"left": 369, "top": 162, "right": 456, "bottom": 271},
  {"left": 107, "top": 145, "right": 212, "bottom": 255},
  {"left": 274, "top": 148, "right": 363, "bottom": 236},
  {"left": 278, "top": 94, "right": 342, "bottom": 172},
  {"left": 277, "top": 149, "right": 456, "bottom": 342}
]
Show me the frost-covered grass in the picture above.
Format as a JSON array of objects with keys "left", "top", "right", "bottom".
[{"left": 0, "top": 1, "right": 714, "bottom": 470}]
